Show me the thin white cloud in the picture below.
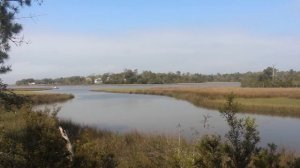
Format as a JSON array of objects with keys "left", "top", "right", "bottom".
[{"left": 2, "top": 28, "right": 300, "bottom": 84}]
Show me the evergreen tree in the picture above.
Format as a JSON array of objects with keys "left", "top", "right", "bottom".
[{"left": 0, "top": 0, "right": 40, "bottom": 109}]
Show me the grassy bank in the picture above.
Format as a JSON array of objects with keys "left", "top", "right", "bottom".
[
  {"left": 0, "top": 107, "right": 193, "bottom": 167},
  {"left": 92, "top": 87, "right": 300, "bottom": 117},
  {"left": 11, "top": 90, "right": 74, "bottom": 104}
]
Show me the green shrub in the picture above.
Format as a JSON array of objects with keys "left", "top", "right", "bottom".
[
  {"left": 289, "top": 157, "right": 300, "bottom": 168},
  {"left": 253, "top": 143, "right": 281, "bottom": 168},
  {"left": 220, "top": 94, "right": 260, "bottom": 168},
  {"left": 72, "top": 130, "right": 118, "bottom": 168},
  {"left": 194, "top": 135, "right": 224, "bottom": 168},
  {"left": 0, "top": 109, "right": 72, "bottom": 168}
]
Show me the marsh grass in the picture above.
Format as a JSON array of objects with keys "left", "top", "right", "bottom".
[
  {"left": 0, "top": 108, "right": 194, "bottom": 167},
  {"left": 9, "top": 88, "right": 52, "bottom": 92},
  {"left": 11, "top": 90, "right": 74, "bottom": 104},
  {"left": 1, "top": 101, "right": 300, "bottom": 167},
  {"left": 25, "top": 93, "right": 74, "bottom": 104},
  {"left": 93, "top": 87, "right": 300, "bottom": 117}
]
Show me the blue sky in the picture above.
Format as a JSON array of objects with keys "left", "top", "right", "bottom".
[
  {"left": 2, "top": 0, "right": 300, "bottom": 83},
  {"left": 22, "top": 0, "right": 300, "bottom": 35}
]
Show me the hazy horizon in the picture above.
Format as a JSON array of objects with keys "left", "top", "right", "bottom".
[{"left": 2, "top": 0, "right": 300, "bottom": 84}]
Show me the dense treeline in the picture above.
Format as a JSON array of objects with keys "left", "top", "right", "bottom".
[
  {"left": 240, "top": 67, "right": 300, "bottom": 87},
  {"left": 16, "top": 67, "right": 300, "bottom": 87},
  {"left": 16, "top": 76, "right": 93, "bottom": 85}
]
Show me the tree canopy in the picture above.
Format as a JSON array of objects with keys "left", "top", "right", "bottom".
[
  {"left": 0, "top": 0, "right": 35, "bottom": 74},
  {"left": 0, "top": 0, "right": 40, "bottom": 109}
]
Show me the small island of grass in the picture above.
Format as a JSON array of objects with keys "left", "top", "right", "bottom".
[{"left": 9, "top": 88, "right": 74, "bottom": 105}]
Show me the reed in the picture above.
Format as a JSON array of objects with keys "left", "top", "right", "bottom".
[
  {"left": 8, "top": 88, "right": 52, "bottom": 91},
  {"left": 1, "top": 99, "right": 299, "bottom": 167},
  {"left": 12, "top": 90, "right": 74, "bottom": 104},
  {"left": 93, "top": 87, "right": 300, "bottom": 117}
]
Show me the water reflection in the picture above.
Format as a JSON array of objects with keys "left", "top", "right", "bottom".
[{"left": 39, "top": 85, "right": 300, "bottom": 153}]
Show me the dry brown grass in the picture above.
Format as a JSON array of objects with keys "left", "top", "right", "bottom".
[
  {"left": 12, "top": 91, "right": 74, "bottom": 104},
  {"left": 146, "top": 87, "right": 300, "bottom": 99},
  {"left": 8, "top": 88, "right": 52, "bottom": 92},
  {"left": 93, "top": 87, "right": 300, "bottom": 117},
  {"left": 25, "top": 93, "right": 74, "bottom": 104}
]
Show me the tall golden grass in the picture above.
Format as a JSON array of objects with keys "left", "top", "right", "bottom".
[
  {"left": 147, "top": 87, "right": 300, "bottom": 99},
  {"left": 25, "top": 93, "right": 74, "bottom": 104},
  {"left": 12, "top": 91, "right": 74, "bottom": 104},
  {"left": 93, "top": 87, "right": 300, "bottom": 117}
]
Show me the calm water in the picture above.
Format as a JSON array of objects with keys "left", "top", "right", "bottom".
[{"left": 37, "top": 84, "right": 300, "bottom": 153}]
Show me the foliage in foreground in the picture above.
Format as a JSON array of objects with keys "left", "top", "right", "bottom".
[
  {"left": 220, "top": 94, "right": 260, "bottom": 168},
  {"left": 0, "top": 108, "right": 71, "bottom": 167}
]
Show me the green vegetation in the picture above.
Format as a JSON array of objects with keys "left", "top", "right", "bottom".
[
  {"left": 0, "top": 0, "right": 33, "bottom": 75},
  {"left": 16, "top": 67, "right": 300, "bottom": 87},
  {"left": 93, "top": 87, "right": 300, "bottom": 117},
  {"left": 0, "top": 0, "right": 41, "bottom": 111},
  {"left": 220, "top": 94, "right": 260, "bottom": 168},
  {"left": 0, "top": 108, "right": 73, "bottom": 167},
  {"left": 16, "top": 76, "right": 94, "bottom": 85}
]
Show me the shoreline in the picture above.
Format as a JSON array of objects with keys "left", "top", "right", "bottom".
[
  {"left": 11, "top": 89, "right": 75, "bottom": 104},
  {"left": 92, "top": 87, "right": 300, "bottom": 118}
]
